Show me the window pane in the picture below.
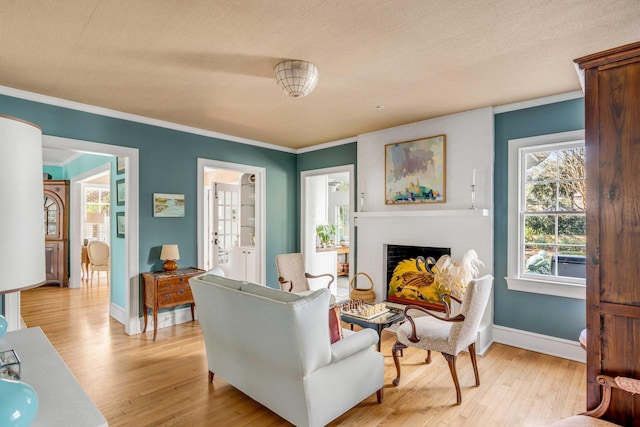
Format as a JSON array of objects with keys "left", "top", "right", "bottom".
[
  {"left": 525, "top": 151, "right": 556, "bottom": 182},
  {"left": 555, "top": 247, "right": 586, "bottom": 279},
  {"left": 525, "top": 183, "right": 556, "bottom": 211},
  {"left": 524, "top": 215, "right": 555, "bottom": 244},
  {"left": 100, "top": 191, "right": 110, "bottom": 204},
  {"left": 524, "top": 245, "right": 554, "bottom": 275},
  {"left": 558, "top": 214, "right": 586, "bottom": 245},
  {"left": 558, "top": 147, "right": 585, "bottom": 180},
  {"left": 86, "top": 190, "right": 99, "bottom": 204},
  {"left": 558, "top": 180, "right": 585, "bottom": 210}
]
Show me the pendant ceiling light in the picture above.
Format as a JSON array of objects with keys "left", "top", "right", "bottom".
[{"left": 274, "top": 60, "right": 319, "bottom": 97}]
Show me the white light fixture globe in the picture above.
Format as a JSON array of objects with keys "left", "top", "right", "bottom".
[{"left": 274, "top": 60, "right": 319, "bottom": 97}]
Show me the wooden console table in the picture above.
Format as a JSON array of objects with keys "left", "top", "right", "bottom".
[
  {"left": 0, "top": 327, "right": 107, "bottom": 426},
  {"left": 142, "top": 267, "right": 204, "bottom": 340}
]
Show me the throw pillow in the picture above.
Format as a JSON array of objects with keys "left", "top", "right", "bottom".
[{"left": 329, "top": 306, "right": 343, "bottom": 344}]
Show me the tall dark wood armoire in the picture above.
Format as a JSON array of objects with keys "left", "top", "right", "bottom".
[
  {"left": 575, "top": 42, "right": 640, "bottom": 425},
  {"left": 44, "top": 179, "right": 69, "bottom": 287}
]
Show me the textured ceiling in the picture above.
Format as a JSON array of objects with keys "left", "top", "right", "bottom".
[{"left": 2, "top": 1, "right": 639, "bottom": 149}]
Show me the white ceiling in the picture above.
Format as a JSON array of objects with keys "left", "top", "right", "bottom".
[{"left": 3, "top": 1, "right": 640, "bottom": 150}]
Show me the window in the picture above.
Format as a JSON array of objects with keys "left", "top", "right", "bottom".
[
  {"left": 506, "top": 130, "right": 586, "bottom": 299},
  {"left": 84, "top": 185, "right": 110, "bottom": 243}
]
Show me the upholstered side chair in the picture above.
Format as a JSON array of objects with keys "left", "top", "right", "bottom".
[
  {"left": 275, "top": 253, "right": 335, "bottom": 295},
  {"left": 87, "top": 241, "right": 110, "bottom": 286},
  {"left": 392, "top": 274, "right": 493, "bottom": 404}
]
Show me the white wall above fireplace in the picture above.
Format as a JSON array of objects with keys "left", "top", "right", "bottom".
[{"left": 355, "top": 107, "right": 495, "bottom": 354}]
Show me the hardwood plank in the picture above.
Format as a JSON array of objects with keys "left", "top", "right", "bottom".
[{"left": 20, "top": 286, "right": 586, "bottom": 426}]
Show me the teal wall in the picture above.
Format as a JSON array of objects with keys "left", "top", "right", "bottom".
[
  {"left": 0, "top": 94, "right": 298, "bottom": 305},
  {"left": 494, "top": 98, "right": 585, "bottom": 340},
  {"left": 43, "top": 165, "right": 64, "bottom": 179}
]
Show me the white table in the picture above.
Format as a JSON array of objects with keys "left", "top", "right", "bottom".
[{"left": 0, "top": 327, "right": 107, "bottom": 426}]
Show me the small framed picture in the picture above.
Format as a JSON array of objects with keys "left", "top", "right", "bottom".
[
  {"left": 117, "top": 157, "right": 125, "bottom": 175},
  {"left": 153, "top": 193, "right": 185, "bottom": 217},
  {"left": 116, "top": 212, "right": 125, "bottom": 238},
  {"left": 116, "top": 179, "right": 125, "bottom": 206}
]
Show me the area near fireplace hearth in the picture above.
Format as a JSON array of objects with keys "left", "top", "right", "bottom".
[{"left": 355, "top": 107, "right": 494, "bottom": 354}]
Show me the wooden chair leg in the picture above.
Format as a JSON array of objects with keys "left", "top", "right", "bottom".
[
  {"left": 469, "top": 342, "right": 480, "bottom": 386},
  {"left": 392, "top": 341, "right": 407, "bottom": 386},
  {"left": 443, "top": 353, "right": 462, "bottom": 405},
  {"left": 426, "top": 349, "right": 432, "bottom": 364},
  {"left": 376, "top": 386, "right": 384, "bottom": 403}
]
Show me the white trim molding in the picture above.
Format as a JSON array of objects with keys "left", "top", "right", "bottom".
[
  {"left": 0, "top": 85, "right": 296, "bottom": 154},
  {"left": 492, "top": 325, "right": 585, "bottom": 363},
  {"left": 493, "top": 90, "right": 584, "bottom": 114}
]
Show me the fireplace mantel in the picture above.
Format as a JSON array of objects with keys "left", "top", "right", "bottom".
[{"left": 354, "top": 208, "right": 489, "bottom": 220}]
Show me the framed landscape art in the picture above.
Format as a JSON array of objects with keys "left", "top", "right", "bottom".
[
  {"left": 385, "top": 134, "right": 446, "bottom": 204},
  {"left": 153, "top": 193, "right": 185, "bottom": 217}
]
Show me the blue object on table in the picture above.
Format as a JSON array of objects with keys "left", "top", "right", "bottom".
[
  {"left": 0, "top": 315, "right": 7, "bottom": 338},
  {"left": 0, "top": 377, "right": 38, "bottom": 426}
]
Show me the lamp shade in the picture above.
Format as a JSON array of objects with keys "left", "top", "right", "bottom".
[
  {"left": 274, "top": 60, "right": 319, "bottom": 97},
  {"left": 86, "top": 212, "right": 105, "bottom": 224},
  {"left": 160, "top": 244, "right": 179, "bottom": 271},
  {"left": 0, "top": 115, "right": 46, "bottom": 293},
  {"left": 160, "top": 244, "right": 180, "bottom": 260}
]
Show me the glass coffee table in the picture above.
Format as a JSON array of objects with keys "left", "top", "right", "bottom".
[{"left": 340, "top": 307, "right": 405, "bottom": 351}]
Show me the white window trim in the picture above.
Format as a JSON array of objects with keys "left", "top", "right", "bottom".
[{"left": 506, "top": 129, "right": 586, "bottom": 300}]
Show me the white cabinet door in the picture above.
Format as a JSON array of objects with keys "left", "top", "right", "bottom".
[{"left": 230, "top": 246, "right": 257, "bottom": 282}]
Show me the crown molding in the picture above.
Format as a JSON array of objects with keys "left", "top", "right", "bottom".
[
  {"left": 0, "top": 85, "right": 297, "bottom": 154},
  {"left": 296, "top": 136, "right": 357, "bottom": 154},
  {"left": 493, "top": 90, "right": 584, "bottom": 114}
]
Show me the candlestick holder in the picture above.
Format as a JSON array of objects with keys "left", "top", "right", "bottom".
[
  {"left": 470, "top": 185, "right": 477, "bottom": 210},
  {"left": 360, "top": 192, "right": 365, "bottom": 212}
]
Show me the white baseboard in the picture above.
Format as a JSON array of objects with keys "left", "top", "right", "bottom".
[
  {"left": 136, "top": 306, "right": 195, "bottom": 333},
  {"left": 492, "top": 325, "right": 585, "bottom": 363},
  {"left": 109, "top": 303, "right": 126, "bottom": 325},
  {"left": 477, "top": 322, "right": 493, "bottom": 356}
]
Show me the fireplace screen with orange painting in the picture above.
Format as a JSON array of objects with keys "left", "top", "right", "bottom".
[{"left": 386, "top": 245, "right": 450, "bottom": 311}]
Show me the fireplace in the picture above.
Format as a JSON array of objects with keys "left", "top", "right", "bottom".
[{"left": 385, "top": 244, "right": 450, "bottom": 310}]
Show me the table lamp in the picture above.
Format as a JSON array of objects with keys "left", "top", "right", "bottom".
[
  {"left": 86, "top": 211, "right": 106, "bottom": 239},
  {"left": 160, "top": 244, "right": 180, "bottom": 271},
  {"left": 0, "top": 115, "right": 46, "bottom": 426}
]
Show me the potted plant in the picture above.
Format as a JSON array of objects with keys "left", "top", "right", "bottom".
[{"left": 316, "top": 224, "right": 336, "bottom": 248}]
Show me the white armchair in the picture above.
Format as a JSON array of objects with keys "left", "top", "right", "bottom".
[{"left": 392, "top": 275, "right": 493, "bottom": 404}]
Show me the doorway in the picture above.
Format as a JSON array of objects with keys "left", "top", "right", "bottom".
[
  {"left": 197, "top": 159, "right": 265, "bottom": 284},
  {"left": 44, "top": 136, "right": 139, "bottom": 333},
  {"left": 301, "top": 165, "right": 354, "bottom": 300},
  {"left": 76, "top": 164, "right": 112, "bottom": 287}
]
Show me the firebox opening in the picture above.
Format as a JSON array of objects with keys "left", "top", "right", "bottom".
[{"left": 385, "top": 244, "right": 451, "bottom": 310}]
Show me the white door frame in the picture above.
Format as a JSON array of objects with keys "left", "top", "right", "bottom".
[
  {"left": 300, "top": 165, "right": 355, "bottom": 283},
  {"left": 44, "top": 136, "right": 140, "bottom": 335},
  {"left": 197, "top": 159, "right": 266, "bottom": 284}
]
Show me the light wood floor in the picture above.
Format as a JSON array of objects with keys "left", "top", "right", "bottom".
[{"left": 20, "top": 285, "right": 587, "bottom": 426}]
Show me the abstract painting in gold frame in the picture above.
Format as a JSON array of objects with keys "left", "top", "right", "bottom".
[{"left": 385, "top": 134, "right": 446, "bottom": 204}]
